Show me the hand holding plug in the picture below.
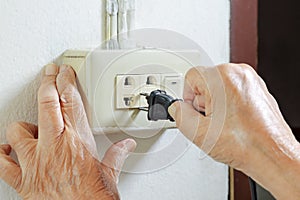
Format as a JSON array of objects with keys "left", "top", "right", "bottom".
[
  {"left": 167, "top": 64, "right": 300, "bottom": 199},
  {"left": 140, "top": 90, "right": 181, "bottom": 122}
]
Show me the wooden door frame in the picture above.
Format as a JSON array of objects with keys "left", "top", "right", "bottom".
[
  {"left": 231, "top": 0, "right": 258, "bottom": 69},
  {"left": 230, "top": 0, "right": 258, "bottom": 199},
  {"left": 230, "top": 0, "right": 299, "bottom": 199}
]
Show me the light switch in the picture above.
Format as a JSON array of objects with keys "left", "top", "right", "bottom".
[{"left": 163, "top": 75, "right": 183, "bottom": 98}]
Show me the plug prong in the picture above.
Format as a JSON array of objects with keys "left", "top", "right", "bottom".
[
  {"left": 140, "top": 93, "right": 149, "bottom": 97},
  {"left": 138, "top": 107, "right": 149, "bottom": 112}
]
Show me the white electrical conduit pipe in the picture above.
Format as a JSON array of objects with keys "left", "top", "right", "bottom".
[
  {"left": 105, "top": 0, "right": 135, "bottom": 49},
  {"left": 118, "top": 0, "right": 128, "bottom": 35},
  {"left": 118, "top": 0, "right": 136, "bottom": 48},
  {"left": 106, "top": 0, "right": 119, "bottom": 48},
  {"left": 127, "top": 0, "right": 136, "bottom": 33}
]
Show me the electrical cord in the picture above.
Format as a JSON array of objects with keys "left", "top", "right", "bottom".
[{"left": 249, "top": 177, "right": 258, "bottom": 200}]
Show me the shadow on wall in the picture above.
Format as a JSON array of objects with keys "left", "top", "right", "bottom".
[
  {"left": 0, "top": 72, "right": 42, "bottom": 198},
  {"left": 0, "top": 72, "right": 41, "bottom": 143},
  {"left": 0, "top": 53, "right": 66, "bottom": 143}
]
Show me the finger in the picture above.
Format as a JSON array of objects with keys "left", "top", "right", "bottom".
[
  {"left": 184, "top": 66, "right": 213, "bottom": 116},
  {"left": 102, "top": 139, "right": 136, "bottom": 183},
  {"left": 193, "top": 95, "right": 206, "bottom": 113},
  {"left": 168, "top": 101, "right": 210, "bottom": 146},
  {"left": 6, "top": 122, "right": 37, "bottom": 159},
  {"left": 0, "top": 144, "right": 22, "bottom": 189},
  {"left": 38, "top": 64, "right": 64, "bottom": 145},
  {"left": 56, "top": 65, "right": 87, "bottom": 130},
  {"left": 0, "top": 144, "right": 11, "bottom": 155},
  {"left": 56, "top": 65, "right": 97, "bottom": 157},
  {"left": 183, "top": 67, "right": 207, "bottom": 103}
]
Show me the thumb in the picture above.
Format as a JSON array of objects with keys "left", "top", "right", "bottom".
[
  {"left": 102, "top": 139, "right": 136, "bottom": 183},
  {"left": 168, "top": 101, "right": 210, "bottom": 146},
  {"left": 0, "top": 144, "right": 21, "bottom": 189}
]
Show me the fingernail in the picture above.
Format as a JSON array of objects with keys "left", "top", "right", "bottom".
[
  {"left": 118, "top": 139, "right": 136, "bottom": 152},
  {"left": 60, "top": 64, "right": 68, "bottom": 73},
  {"left": 45, "top": 64, "right": 58, "bottom": 76},
  {"left": 168, "top": 103, "right": 177, "bottom": 117}
]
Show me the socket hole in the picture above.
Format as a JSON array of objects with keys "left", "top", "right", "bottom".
[
  {"left": 123, "top": 97, "right": 134, "bottom": 106},
  {"left": 124, "top": 76, "right": 135, "bottom": 86},
  {"left": 146, "top": 76, "right": 156, "bottom": 85}
]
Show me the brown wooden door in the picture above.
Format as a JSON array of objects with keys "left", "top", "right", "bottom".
[
  {"left": 231, "top": 0, "right": 300, "bottom": 199},
  {"left": 231, "top": 0, "right": 258, "bottom": 197}
]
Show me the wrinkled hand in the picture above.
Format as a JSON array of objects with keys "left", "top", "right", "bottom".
[
  {"left": 168, "top": 64, "right": 300, "bottom": 199},
  {"left": 0, "top": 64, "right": 136, "bottom": 199}
]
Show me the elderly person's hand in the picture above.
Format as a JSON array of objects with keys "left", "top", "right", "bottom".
[
  {"left": 0, "top": 64, "right": 136, "bottom": 199},
  {"left": 168, "top": 64, "right": 300, "bottom": 199}
]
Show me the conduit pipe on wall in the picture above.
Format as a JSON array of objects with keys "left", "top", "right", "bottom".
[
  {"left": 105, "top": 0, "right": 136, "bottom": 49},
  {"left": 106, "top": 0, "right": 119, "bottom": 49}
]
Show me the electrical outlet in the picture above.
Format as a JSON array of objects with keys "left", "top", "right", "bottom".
[
  {"left": 62, "top": 48, "right": 212, "bottom": 133},
  {"left": 116, "top": 75, "right": 141, "bottom": 109},
  {"left": 116, "top": 73, "right": 182, "bottom": 109},
  {"left": 115, "top": 73, "right": 162, "bottom": 109},
  {"left": 139, "top": 74, "right": 161, "bottom": 107}
]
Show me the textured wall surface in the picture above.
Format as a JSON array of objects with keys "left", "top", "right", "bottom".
[{"left": 0, "top": 0, "right": 230, "bottom": 199}]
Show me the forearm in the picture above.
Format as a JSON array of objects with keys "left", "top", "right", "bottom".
[{"left": 243, "top": 128, "right": 300, "bottom": 199}]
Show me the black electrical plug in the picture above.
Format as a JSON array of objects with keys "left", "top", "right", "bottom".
[{"left": 140, "top": 90, "right": 182, "bottom": 122}]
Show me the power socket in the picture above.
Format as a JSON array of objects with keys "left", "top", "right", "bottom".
[
  {"left": 116, "top": 73, "right": 181, "bottom": 109},
  {"left": 62, "top": 48, "right": 212, "bottom": 133}
]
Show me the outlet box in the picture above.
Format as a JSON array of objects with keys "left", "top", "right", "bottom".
[{"left": 62, "top": 48, "right": 212, "bottom": 134}]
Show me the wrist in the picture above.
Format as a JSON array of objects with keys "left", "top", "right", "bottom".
[{"left": 243, "top": 128, "right": 300, "bottom": 199}]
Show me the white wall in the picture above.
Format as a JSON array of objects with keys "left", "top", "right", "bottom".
[{"left": 0, "top": 0, "right": 230, "bottom": 199}]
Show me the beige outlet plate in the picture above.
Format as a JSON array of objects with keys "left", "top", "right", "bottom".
[{"left": 62, "top": 48, "right": 212, "bottom": 134}]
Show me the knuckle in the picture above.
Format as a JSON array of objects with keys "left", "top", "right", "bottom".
[
  {"left": 236, "top": 64, "right": 256, "bottom": 80},
  {"left": 38, "top": 86, "right": 59, "bottom": 105},
  {"left": 60, "top": 85, "right": 82, "bottom": 108},
  {"left": 185, "top": 67, "right": 202, "bottom": 80},
  {"left": 186, "top": 67, "right": 198, "bottom": 76},
  {"left": 184, "top": 67, "right": 206, "bottom": 91},
  {"left": 239, "top": 63, "right": 254, "bottom": 71},
  {"left": 238, "top": 64, "right": 256, "bottom": 77},
  {"left": 39, "top": 97, "right": 60, "bottom": 109},
  {"left": 39, "top": 101, "right": 61, "bottom": 113},
  {"left": 38, "top": 87, "right": 59, "bottom": 104},
  {"left": 217, "top": 63, "right": 256, "bottom": 84},
  {"left": 185, "top": 67, "right": 197, "bottom": 83},
  {"left": 217, "top": 63, "right": 235, "bottom": 73}
]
